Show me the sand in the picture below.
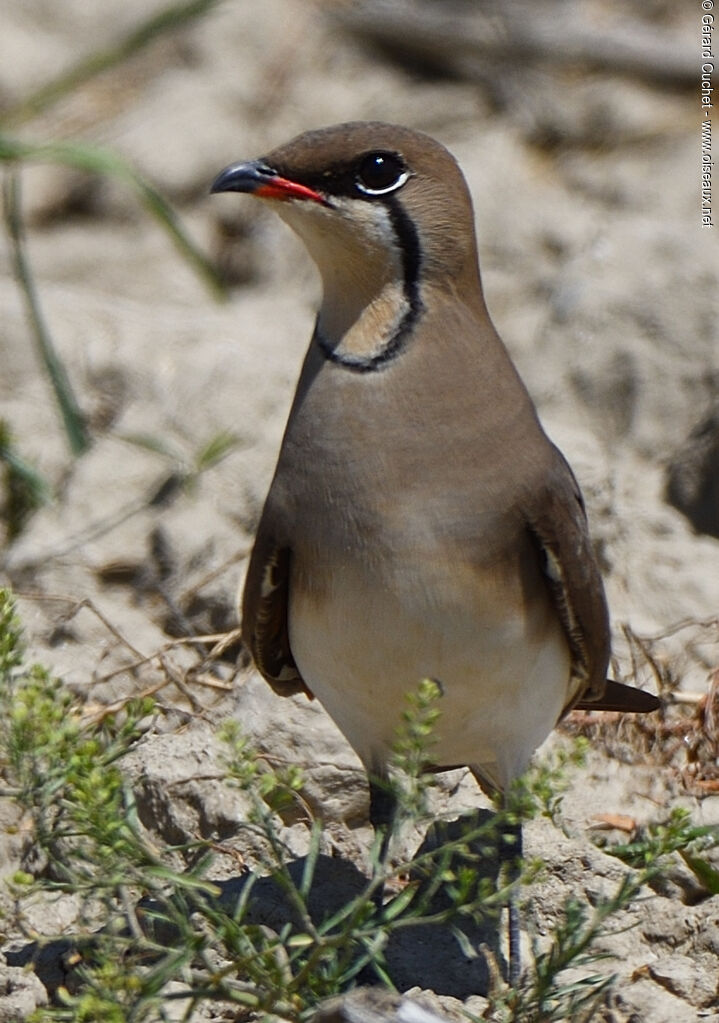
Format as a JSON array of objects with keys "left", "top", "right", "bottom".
[{"left": 1, "top": 1, "right": 718, "bottom": 1019}]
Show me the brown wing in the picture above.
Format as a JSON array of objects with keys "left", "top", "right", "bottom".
[
  {"left": 241, "top": 527, "right": 310, "bottom": 698},
  {"left": 575, "top": 678, "right": 659, "bottom": 713},
  {"left": 525, "top": 446, "right": 659, "bottom": 715},
  {"left": 525, "top": 445, "right": 610, "bottom": 709}
]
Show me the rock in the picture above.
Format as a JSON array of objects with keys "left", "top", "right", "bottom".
[
  {"left": 0, "top": 958, "right": 49, "bottom": 1021},
  {"left": 648, "top": 953, "right": 719, "bottom": 1007},
  {"left": 665, "top": 403, "right": 719, "bottom": 539},
  {"left": 314, "top": 988, "right": 455, "bottom": 1023}
]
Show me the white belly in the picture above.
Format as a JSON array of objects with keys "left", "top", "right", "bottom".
[{"left": 288, "top": 557, "right": 572, "bottom": 792}]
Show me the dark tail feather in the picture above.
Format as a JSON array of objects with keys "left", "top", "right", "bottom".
[{"left": 575, "top": 679, "right": 660, "bottom": 714}]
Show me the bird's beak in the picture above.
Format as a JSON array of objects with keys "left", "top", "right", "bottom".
[{"left": 210, "top": 160, "right": 327, "bottom": 205}]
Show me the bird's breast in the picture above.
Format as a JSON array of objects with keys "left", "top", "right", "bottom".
[
  {"left": 275, "top": 316, "right": 571, "bottom": 788},
  {"left": 287, "top": 542, "right": 572, "bottom": 791}
]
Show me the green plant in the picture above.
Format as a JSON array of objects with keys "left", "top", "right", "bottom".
[
  {"left": 603, "top": 805, "right": 719, "bottom": 895},
  {"left": 120, "top": 429, "right": 242, "bottom": 502},
  {"left": 0, "top": 421, "right": 50, "bottom": 541},
  {"left": 0, "top": 600, "right": 506, "bottom": 1020},
  {"left": 0, "top": 0, "right": 226, "bottom": 492},
  {"left": 504, "top": 737, "right": 589, "bottom": 827},
  {"left": 0, "top": 586, "right": 710, "bottom": 1023},
  {"left": 0, "top": 0, "right": 222, "bottom": 131},
  {"left": 2, "top": 173, "right": 90, "bottom": 457}
]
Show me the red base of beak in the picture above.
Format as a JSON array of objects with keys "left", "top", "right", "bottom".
[{"left": 255, "top": 177, "right": 325, "bottom": 204}]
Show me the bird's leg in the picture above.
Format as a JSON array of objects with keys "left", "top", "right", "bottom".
[
  {"left": 471, "top": 768, "right": 523, "bottom": 985},
  {"left": 368, "top": 775, "right": 397, "bottom": 911},
  {"left": 501, "top": 815, "right": 523, "bottom": 988}
]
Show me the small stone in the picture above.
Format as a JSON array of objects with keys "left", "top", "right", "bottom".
[{"left": 648, "top": 954, "right": 718, "bottom": 1007}]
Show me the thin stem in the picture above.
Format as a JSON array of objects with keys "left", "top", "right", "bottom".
[
  {"left": 2, "top": 171, "right": 90, "bottom": 456},
  {"left": 0, "top": 0, "right": 222, "bottom": 129},
  {"left": 0, "top": 136, "right": 227, "bottom": 301}
]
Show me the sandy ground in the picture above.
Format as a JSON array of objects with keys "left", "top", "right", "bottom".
[{"left": 1, "top": 0, "right": 719, "bottom": 1019}]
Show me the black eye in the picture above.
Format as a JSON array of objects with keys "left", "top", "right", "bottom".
[{"left": 355, "top": 152, "right": 409, "bottom": 196}]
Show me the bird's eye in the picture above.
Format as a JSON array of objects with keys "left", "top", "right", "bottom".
[{"left": 355, "top": 152, "right": 409, "bottom": 196}]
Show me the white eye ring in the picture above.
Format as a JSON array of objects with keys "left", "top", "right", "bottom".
[
  {"left": 356, "top": 169, "right": 410, "bottom": 196},
  {"left": 355, "top": 152, "right": 410, "bottom": 196}
]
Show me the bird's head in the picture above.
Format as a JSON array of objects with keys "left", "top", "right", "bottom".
[{"left": 211, "top": 122, "right": 482, "bottom": 345}]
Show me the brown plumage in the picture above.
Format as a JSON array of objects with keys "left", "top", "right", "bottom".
[{"left": 212, "top": 121, "right": 659, "bottom": 982}]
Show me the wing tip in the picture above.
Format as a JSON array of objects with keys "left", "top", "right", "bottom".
[{"left": 575, "top": 678, "right": 661, "bottom": 714}]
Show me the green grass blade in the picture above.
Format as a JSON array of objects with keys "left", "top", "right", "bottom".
[
  {"left": 0, "top": 135, "right": 226, "bottom": 300},
  {"left": 0, "top": 0, "right": 222, "bottom": 129},
  {"left": 3, "top": 171, "right": 91, "bottom": 456},
  {"left": 0, "top": 422, "right": 50, "bottom": 539},
  {"left": 679, "top": 849, "right": 719, "bottom": 895},
  {"left": 135, "top": 177, "right": 227, "bottom": 300},
  {"left": 194, "top": 430, "right": 241, "bottom": 473},
  {"left": 299, "top": 820, "right": 323, "bottom": 900}
]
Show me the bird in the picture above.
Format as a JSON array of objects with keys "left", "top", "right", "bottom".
[{"left": 210, "top": 121, "right": 659, "bottom": 984}]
